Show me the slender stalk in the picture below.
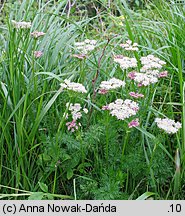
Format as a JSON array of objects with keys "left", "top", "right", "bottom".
[
  {"left": 52, "top": 166, "right": 57, "bottom": 194},
  {"left": 88, "top": 38, "right": 111, "bottom": 126}
]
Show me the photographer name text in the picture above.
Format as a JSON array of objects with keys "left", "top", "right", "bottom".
[{"left": 2, "top": 203, "right": 117, "bottom": 214}]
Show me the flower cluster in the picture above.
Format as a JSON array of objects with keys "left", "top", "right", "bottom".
[
  {"left": 31, "top": 31, "right": 45, "bottom": 38},
  {"left": 128, "top": 71, "right": 159, "bottom": 86},
  {"left": 102, "top": 105, "right": 109, "bottom": 110},
  {"left": 120, "top": 40, "right": 138, "bottom": 51},
  {"left": 74, "top": 39, "right": 97, "bottom": 54},
  {"left": 106, "top": 99, "right": 139, "bottom": 120},
  {"left": 72, "top": 54, "right": 87, "bottom": 60},
  {"left": 58, "top": 39, "right": 180, "bottom": 134},
  {"left": 128, "top": 118, "right": 140, "bottom": 128},
  {"left": 11, "top": 20, "right": 31, "bottom": 29},
  {"left": 114, "top": 55, "right": 137, "bottom": 69},
  {"left": 66, "top": 103, "right": 82, "bottom": 120},
  {"left": 98, "top": 89, "right": 108, "bottom": 95},
  {"left": 65, "top": 103, "right": 88, "bottom": 132},
  {"left": 140, "top": 55, "right": 166, "bottom": 72},
  {"left": 66, "top": 120, "right": 80, "bottom": 132},
  {"left": 98, "top": 77, "right": 125, "bottom": 93},
  {"left": 34, "top": 51, "right": 43, "bottom": 58},
  {"left": 126, "top": 54, "right": 167, "bottom": 86},
  {"left": 155, "top": 118, "right": 181, "bottom": 134},
  {"left": 13, "top": 26, "right": 46, "bottom": 58},
  {"left": 129, "top": 92, "right": 144, "bottom": 98},
  {"left": 158, "top": 71, "right": 168, "bottom": 78},
  {"left": 60, "top": 79, "right": 87, "bottom": 93}
]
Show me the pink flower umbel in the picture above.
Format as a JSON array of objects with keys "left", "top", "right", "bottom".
[
  {"left": 158, "top": 71, "right": 168, "bottom": 78},
  {"left": 72, "top": 54, "right": 87, "bottom": 60},
  {"left": 128, "top": 118, "right": 139, "bottom": 128},
  {"left": 138, "top": 83, "right": 143, "bottom": 87},
  {"left": 102, "top": 105, "right": 109, "bottom": 110},
  {"left": 31, "top": 31, "right": 45, "bottom": 38},
  {"left": 128, "top": 72, "right": 136, "bottom": 80},
  {"left": 129, "top": 92, "right": 144, "bottom": 98},
  {"left": 66, "top": 120, "right": 79, "bottom": 132},
  {"left": 98, "top": 89, "right": 108, "bottom": 95},
  {"left": 34, "top": 51, "right": 43, "bottom": 58}
]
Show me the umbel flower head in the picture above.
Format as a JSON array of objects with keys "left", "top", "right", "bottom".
[
  {"left": 34, "top": 51, "right": 43, "bottom": 58},
  {"left": 127, "top": 57, "right": 167, "bottom": 87},
  {"left": 66, "top": 120, "right": 81, "bottom": 133},
  {"left": 105, "top": 99, "right": 139, "bottom": 120},
  {"left": 66, "top": 103, "right": 82, "bottom": 120},
  {"left": 60, "top": 79, "right": 87, "bottom": 93},
  {"left": 126, "top": 54, "right": 167, "bottom": 86},
  {"left": 72, "top": 54, "right": 87, "bottom": 60},
  {"left": 31, "top": 31, "right": 45, "bottom": 38},
  {"left": 128, "top": 118, "right": 140, "bottom": 128},
  {"left": 11, "top": 20, "right": 31, "bottom": 29},
  {"left": 155, "top": 117, "right": 181, "bottom": 134},
  {"left": 98, "top": 77, "right": 125, "bottom": 92},
  {"left": 140, "top": 55, "right": 166, "bottom": 72},
  {"left": 128, "top": 71, "right": 159, "bottom": 86},
  {"left": 113, "top": 55, "right": 137, "bottom": 70},
  {"left": 120, "top": 39, "right": 139, "bottom": 51},
  {"left": 65, "top": 102, "right": 88, "bottom": 132},
  {"left": 129, "top": 92, "right": 144, "bottom": 98},
  {"left": 74, "top": 39, "right": 97, "bottom": 54}
]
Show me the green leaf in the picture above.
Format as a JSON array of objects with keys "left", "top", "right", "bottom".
[
  {"left": 38, "top": 182, "right": 48, "bottom": 193},
  {"left": 136, "top": 126, "right": 156, "bottom": 139},
  {"left": 174, "top": 149, "right": 181, "bottom": 197},
  {"left": 0, "top": 81, "right": 13, "bottom": 108},
  {"left": 136, "top": 192, "right": 155, "bottom": 200},
  {"left": 28, "top": 192, "right": 44, "bottom": 200},
  {"left": 4, "top": 95, "right": 26, "bottom": 129},
  {"left": 29, "top": 88, "right": 62, "bottom": 141},
  {"left": 35, "top": 72, "right": 63, "bottom": 82},
  {"left": 67, "top": 169, "right": 74, "bottom": 180},
  {"left": 46, "top": 193, "right": 54, "bottom": 200}
]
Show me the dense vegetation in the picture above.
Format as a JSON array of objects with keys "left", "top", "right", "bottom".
[{"left": 0, "top": 0, "right": 185, "bottom": 200}]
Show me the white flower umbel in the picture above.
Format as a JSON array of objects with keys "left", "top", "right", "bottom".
[
  {"left": 107, "top": 99, "right": 139, "bottom": 120},
  {"left": 74, "top": 39, "right": 97, "bottom": 54},
  {"left": 66, "top": 102, "right": 88, "bottom": 121},
  {"left": 99, "top": 77, "right": 125, "bottom": 91},
  {"left": 128, "top": 59, "right": 168, "bottom": 86},
  {"left": 67, "top": 102, "right": 81, "bottom": 112},
  {"left": 155, "top": 118, "right": 181, "bottom": 134},
  {"left": 132, "top": 72, "right": 158, "bottom": 86},
  {"left": 11, "top": 20, "right": 31, "bottom": 29},
  {"left": 114, "top": 55, "right": 137, "bottom": 70},
  {"left": 65, "top": 102, "right": 88, "bottom": 132},
  {"left": 60, "top": 79, "right": 87, "bottom": 93},
  {"left": 140, "top": 55, "right": 166, "bottom": 72},
  {"left": 120, "top": 40, "right": 139, "bottom": 51},
  {"left": 84, "top": 39, "right": 97, "bottom": 45},
  {"left": 31, "top": 31, "right": 45, "bottom": 38}
]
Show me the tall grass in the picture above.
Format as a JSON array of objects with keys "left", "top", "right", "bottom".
[{"left": 0, "top": 0, "right": 92, "bottom": 199}]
